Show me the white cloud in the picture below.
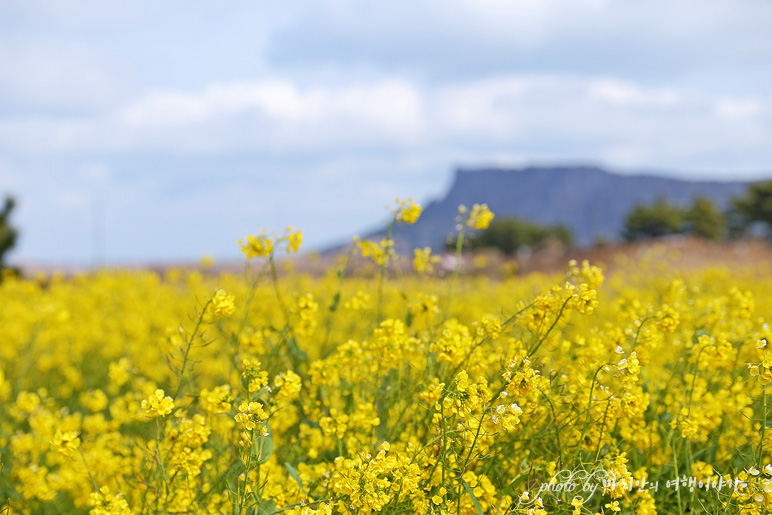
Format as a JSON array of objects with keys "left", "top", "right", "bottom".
[
  {"left": 269, "top": 0, "right": 772, "bottom": 94},
  {"left": 79, "top": 163, "right": 111, "bottom": 184},
  {"left": 119, "top": 79, "right": 424, "bottom": 136},
  {"left": 3, "top": 0, "right": 772, "bottom": 263},
  {"left": 0, "top": 78, "right": 427, "bottom": 154},
  {"left": 433, "top": 76, "right": 534, "bottom": 136},
  {"left": 0, "top": 73, "right": 769, "bottom": 170},
  {"left": 0, "top": 0, "right": 145, "bottom": 28},
  {"left": 0, "top": 41, "right": 135, "bottom": 113},
  {"left": 56, "top": 190, "right": 90, "bottom": 210},
  {"left": 589, "top": 79, "right": 679, "bottom": 107},
  {"left": 715, "top": 97, "right": 763, "bottom": 120}
]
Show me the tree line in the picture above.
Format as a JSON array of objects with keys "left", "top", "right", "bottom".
[
  {"left": 0, "top": 197, "right": 18, "bottom": 277},
  {"left": 458, "top": 179, "right": 772, "bottom": 254},
  {"left": 3, "top": 179, "right": 772, "bottom": 271},
  {"left": 623, "top": 180, "right": 772, "bottom": 242}
]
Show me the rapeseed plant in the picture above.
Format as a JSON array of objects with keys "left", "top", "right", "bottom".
[{"left": 1, "top": 202, "right": 772, "bottom": 514}]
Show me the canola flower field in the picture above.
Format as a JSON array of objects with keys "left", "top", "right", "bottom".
[{"left": 2, "top": 200, "right": 772, "bottom": 515}]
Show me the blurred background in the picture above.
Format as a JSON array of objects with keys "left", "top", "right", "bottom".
[{"left": 1, "top": 0, "right": 771, "bottom": 267}]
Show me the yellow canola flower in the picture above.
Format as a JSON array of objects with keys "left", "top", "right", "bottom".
[
  {"left": 141, "top": 389, "right": 175, "bottom": 418},
  {"left": 235, "top": 401, "right": 269, "bottom": 431},
  {"left": 239, "top": 233, "right": 274, "bottom": 259},
  {"left": 354, "top": 237, "right": 393, "bottom": 266},
  {"left": 412, "top": 247, "right": 440, "bottom": 274},
  {"left": 274, "top": 370, "right": 303, "bottom": 404},
  {"left": 211, "top": 289, "right": 236, "bottom": 318},
  {"left": 108, "top": 358, "right": 131, "bottom": 387},
  {"left": 0, "top": 370, "right": 10, "bottom": 401},
  {"left": 570, "top": 496, "right": 583, "bottom": 515},
  {"left": 50, "top": 430, "right": 80, "bottom": 457},
  {"left": 286, "top": 229, "right": 303, "bottom": 254},
  {"left": 467, "top": 203, "right": 495, "bottom": 230},
  {"left": 5, "top": 213, "right": 772, "bottom": 515},
  {"left": 300, "top": 503, "right": 332, "bottom": 515},
  {"left": 90, "top": 485, "right": 133, "bottom": 515},
  {"left": 15, "top": 391, "right": 41, "bottom": 413},
  {"left": 80, "top": 389, "right": 108, "bottom": 412},
  {"left": 200, "top": 384, "right": 232, "bottom": 415},
  {"left": 395, "top": 197, "right": 422, "bottom": 224}
]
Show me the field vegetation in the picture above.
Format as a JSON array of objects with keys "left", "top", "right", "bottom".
[{"left": 1, "top": 200, "right": 771, "bottom": 514}]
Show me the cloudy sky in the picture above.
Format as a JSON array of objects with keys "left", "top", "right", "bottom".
[{"left": 2, "top": 0, "right": 771, "bottom": 265}]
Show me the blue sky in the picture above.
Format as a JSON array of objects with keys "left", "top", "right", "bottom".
[{"left": 1, "top": 0, "right": 771, "bottom": 265}]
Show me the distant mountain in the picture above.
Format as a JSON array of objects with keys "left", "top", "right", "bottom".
[{"left": 361, "top": 166, "right": 756, "bottom": 251}]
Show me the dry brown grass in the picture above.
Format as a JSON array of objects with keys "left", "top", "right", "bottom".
[{"left": 18, "top": 237, "right": 772, "bottom": 280}]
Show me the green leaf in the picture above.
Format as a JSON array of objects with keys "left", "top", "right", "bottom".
[
  {"left": 501, "top": 474, "right": 528, "bottom": 498},
  {"left": 329, "top": 292, "right": 341, "bottom": 312},
  {"left": 285, "top": 462, "right": 309, "bottom": 495},
  {"left": 285, "top": 337, "right": 308, "bottom": 364},
  {"left": 462, "top": 480, "right": 485, "bottom": 515},
  {"left": 253, "top": 425, "right": 274, "bottom": 464},
  {"left": 256, "top": 499, "right": 277, "bottom": 515}
]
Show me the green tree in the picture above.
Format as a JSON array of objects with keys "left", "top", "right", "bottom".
[
  {"left": 0, "top": 196, "right": 19, "bottom": 275},
  {"left": 683, "top": 196, "right": 726, "bottom": 240},
  {"left": 467, "top": 217, "right": 573, "bottom": 255},
  {"left": 622, "top": 198, "right": 683, "bottom": 241},
  {"left": 730, "top": 180, "right": 772, "bottom": 238}
]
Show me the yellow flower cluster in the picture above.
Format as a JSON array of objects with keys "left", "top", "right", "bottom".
[
  {"left": 239, "top": 227, "right": 303, "bottom": 260},
  {"left": 274, "top": 370, "right": 302, "bottom": 404},
  {"left": 235, "top": 401, "right": 269, "bottom": 432},
  {"left": 3, "top": 210, "right": 772, "bottom": 515},
  {"left": 239, "top": 232, "right": 275, "bottom": 259},
  {"left": 89, "top": 486, "right": 132, "bottom": 515},
  {"left": 394, "top": 197, "right": 422, "bottom": 224},
  {"left": 50, "top": 430, "right": 80, "bottom": 457},
  {"left": 412, "top": 247, "right": 440, "bottom": 275},
  {"left": 466, "top": 203, "right": 495, "bottom": 230},
  {"left": 211, "top": 288, "right": 236, "bottom": 318},
  {"left": 354, "top": 237, "right": 394, "bottom": 267},
  {"left": 141, "top": 388, "right": 175, "bottom": 418},
  {"left": 294, "top": 293, "right": 319, "bottom": 337},
  {"left": 285, "top": 227, "right": 303, "bottom": 254}
]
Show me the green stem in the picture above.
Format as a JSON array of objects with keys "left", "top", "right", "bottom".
[
  {"left": 631, "top": 316, "right": 654, "bottom": 350},
  {"left": 377, "top": 219, "right": 396, "bottom": 322},
  {"left": 445, "top": 225, "right": 465, "bottom": 321},
  {"left": 527, "top": 295, "right": 572, "bottom": 357},
  {"left": 758, "top": 385, "right": 767, "bottom": 469},
  {"left": 78, "top": 449, "right": 99, "bottom": 492},
  {"left": 594, "top": 398, "right": 613, "bottom": 462},
  {"left": 536, "top": 385, "right": 564, "bottom": 467},
  {"left": 573, "top": 363, "right": 613, "bottom": 463},
  {"left": 155, "top": 417, "right": 170, "bottom": 515},
  {"left": 270, "top": 497, "right": 342, "bottom": 514},
  {"left": 323, "top": 250, "right": 353, "bottom": 351},
  {"left": 238, "top": 260, "right": 270, "bottom": 334},
  {"left": 269, "top": 255, "right": 289, "bottom": 319},
  {"left": 172, "top": 298, "right": 213, "bottom": 401},
  {"left": 237, "top": 428, "right": 255, "bottom": 515},
  {"left": 673, "top": 439, "right": 683, "bottom": 515},
  {"left": 457, "top": 409, "right": 486, "bottom": 515}
]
